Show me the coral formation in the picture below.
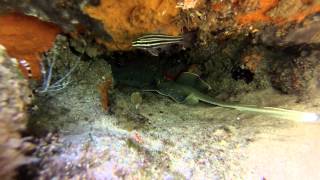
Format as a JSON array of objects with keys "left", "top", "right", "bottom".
[
  {"left": 1, "top": 0, "right": 320, "bottom": 54},
  {"left": 98, "top": 77, "right": 113, "bottom": 112},
  {"left": 289, "top": 4, "right": 320, "bottom": 23},
  {"left": 270, "top": 50, "right": 320, "bottom": 97},
  {"left": 241, "top": 49, "right": 263, "bottom": 73},
  {"left": 283, "top": 21, "right": 320, "bottom": 45},
  {"left": 177, "top": 0, "right": 203, "bottom": 10},
  {"left": 0, "top": 46, "right": 32, "bottom": 180},
  {"left": 84, "top": 0, "right": 181, "bottom": 50},
  {"left": 235, "top": 0, "right": 320, "bottom": 26},
  {"left": 0, "top": 0, "right": 112, "bottom": 41},
  {"left": 236, "top": 0, "right": 279, "bottom": 25},
  {"left": 0, "top": 13, "right": 61, "bottom": 80},
  {"left": 28, "top": 34, "right": 113, "bottom": 135},
  {"left": 0, "top": 0, "right": 320, "bottom": 55},
  {"left": 211, "top": 1, "right": 227, "bottom": 12}
]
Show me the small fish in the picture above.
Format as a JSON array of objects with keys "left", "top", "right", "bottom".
[{"left": 132, "top": 33, "right": 194, "bottom": 56}]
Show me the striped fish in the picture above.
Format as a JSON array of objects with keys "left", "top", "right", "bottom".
[{"left": 132, "top": 34, "right": 186, "bottom": 56}]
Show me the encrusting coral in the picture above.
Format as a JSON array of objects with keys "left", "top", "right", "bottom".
[
  {"left": 236, "top": 0, "right": 320, "bottom": 26},
  {"left": 0, "top": 12, "right": 61, "bottom": 80},
  {"left": 84, "top": 0, "right": 181, "bottom": 50},
  {"left": 236, "top": 0, "right": 279, "bottom": 25}
]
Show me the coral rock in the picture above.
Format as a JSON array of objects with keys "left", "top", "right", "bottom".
[
  {"left": 0, "top": 13, "right": 61, "bottom": 80},
  {"left": 0, "top": 46, "right": 32, "bottom": 180},
  {"left": 84, "top": 0, "right": 181, "bottom": 50},
  {"left": 236, "top": 0, "right": 279, "bottom": 25}
]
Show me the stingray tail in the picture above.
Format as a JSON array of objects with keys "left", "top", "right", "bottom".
[{"left": 222, "top": 103, "right": 320, "bottom": 122}]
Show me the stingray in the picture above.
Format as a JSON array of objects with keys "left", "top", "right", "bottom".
[{"left": 144, "top": 72, "right": 320, "bottom": 122}]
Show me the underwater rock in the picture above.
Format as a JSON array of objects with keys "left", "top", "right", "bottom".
[
  {"left": 0, "top": 13, "right": 61, "bottom": 80},
  {"left": 270, "top": 50, "right": 320, "bottom": 97},
  {"left": 84, "top": 0, "right": 181, "bottom": 50},
  {"left": 236, "top": 0, "right": 279, "bottom": 25},
  {"left": 1, "top": 0, "right": 320, "bottom": 53},
  {"left": 176, "top": 0, "right": 204, "bottom": 10},
  {"left": 0, "top": 0, "right": 111, "bottom": 41},
  {"left": 28, "top": 34, "right": 113, "bottom": 134},
  {"left": 0, "top": 46, "right": 32, "bottom": 180},
  {"left": 235, "top": 0, "right": 320, "bottom": 26},
  {"left": 241, "top": 48, "right": 263, "bottom": 73},
  {"left": 259, "top": 15, "right": 320, "bottom": 47},
  {"left": 130, "top": 92, "right": 143, "bottom": 110},
  {"left": 282, "top": 18, "right": 320, "bottom": 46},
  {"left": 186, "top": 35, "right": 277, "bottom": 99}
]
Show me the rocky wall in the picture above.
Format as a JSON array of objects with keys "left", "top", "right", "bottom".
[{"left": 0, "top": 46, "right": 32, "bottom": 180}]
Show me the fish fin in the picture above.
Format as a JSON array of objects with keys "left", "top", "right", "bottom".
[
  {"left": 156, "top": 89, "right": 186, "bottom": 103},
  {"left": 176, "top": 72, "right": 211, "bottom": 92},
  {"left": 183, "top": 93, "right": 200, "bottom": 105},
  {"left": 157, "top": 81, "right": 188, "bottom": 103},
  {"left": 148, "top": 48, "right": 159, "bottom": 56},
  {"left": 143, "top": 89, "right": 180, "bottom": 102}
]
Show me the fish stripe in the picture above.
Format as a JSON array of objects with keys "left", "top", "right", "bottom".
[
  {"left": 132, "top": 34, "right": 186, "bottom": 55},
  {"left": 133, "top": 37, "right": 183, "bottom": 43},
  {"left": 133, "top": 39, "right": 183, "bottom": 44},
  {"left": 132, "top": 40, "right": 182, "bottom": 48},
  {"left": 132, "top": 34, "right": 184, "bottom": 49}
]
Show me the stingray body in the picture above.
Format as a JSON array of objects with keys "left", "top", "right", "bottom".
[{"left": 145, "top": 72, "right": 320, "bottom": 122}]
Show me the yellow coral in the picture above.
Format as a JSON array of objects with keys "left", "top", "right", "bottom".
[{"left": 84, "top": 0, "right": 181, "bottom": 50}]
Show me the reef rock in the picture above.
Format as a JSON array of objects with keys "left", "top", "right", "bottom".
[
  {"left": 0, "top": 0, "right": 111, "bottom": 41},
  {"left": 84, "top": 0, "right": 181, "bottom": 50},
  {"left": 0, "top": 12, "right": 61, "bottom": 80},
  {"left": 0, "top": 46, "right": 32, "bottom": 180},
  {"left": 1, "top": 0, "right": 320, "bottom": 52}
]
